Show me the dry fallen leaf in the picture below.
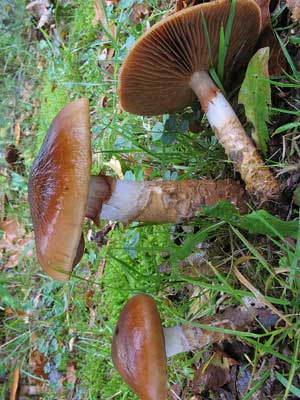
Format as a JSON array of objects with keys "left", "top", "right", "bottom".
[
  {"left": 93, "top": 0, "right": 117, "bottom": 41},
  {"left": 0, "top": 216, "right": 33, "bottom": 269},
  {"left": 189, "top": 119, "right": 202, "bottom": 133},
  {"left": 234, "top": 264, "right": 291, "bottom": 326},
  {"left": 92, "top": 0, "right": 106, "bottom": 26},
  {"left": 21, "top": 384, "right": 46, "bottom": 396},
  {"left": 66, "top": 361, "right": 77, "bottom": 388},
  {"left": 197, "top": 351, "right": 236, "bottom": 390},
  {"left": 236, "top": 367, "right": 252, "bottom": 397},
  {"left": 14, "top": 119, "right": 21, "bottom": 146},
  {"left": 175, "top": 0, "right": 199, "bottom": 12},
  {"left": 169, "top": 382, "right": 182, "bottom": 399},
  {"left": 130, "top": 3, "right": 149, "bottom": 24},
  {"left": 9, "top": 367, "right": 20, "bottom": 400},
  {"left": 26, "top": 0, "right": 52, "bottom": 28},
  {"left": 1, "top": 193, "right": 6, "bottom": 221},
  {"left": 0, "top": 217, "right": 25, "bottom": 242},
  {"left": 286, "top": 0, "right": 300, "bottom": 20},
  {"left": 175, "top": 0, "right": 185, "bottom": 12},
  {"left": 5, "top": 144, "right": 24, "bottom": 175},
  {"left": 104, "top": 156, "right": 124, "bottom": 178},
  {"left": 93, "top": 0, "right": 116, "bottom": 79},
  {"left": 85, "top": 288, "right": 94, "bottom": 308},
  {"left": 181, "top": 295, "right": 279, "bottom": 353},
  {"left": 29, "top": 350, "right": 48, "bottom": 381},
  {"left": 99, "top": 95, "right": 109, "bottom": 108}
]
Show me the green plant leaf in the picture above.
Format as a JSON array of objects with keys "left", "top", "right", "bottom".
[
  {"left": 238, "top": 47, "right": 271, "bottom": 156},
  {"left": 275, "top": 372, "right": 300, "bottom": 398},
  {"left": 238, "top": 210, "right": 299, "bottom": 239},
  {"left": 202, "top": 201, "right": 299, "bottom": 239}
]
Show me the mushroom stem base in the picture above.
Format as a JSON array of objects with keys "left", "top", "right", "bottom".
[
  {"left": 163, "top": 297, "right": 279, "bottom": 358},
  {"left": 190, "top": 71, "right": 279, "bottom": 202}
]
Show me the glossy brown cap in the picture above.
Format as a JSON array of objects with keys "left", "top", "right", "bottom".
[
  {"left": 28, "top": 98, "right": 91, "bottom": 282},
  {"left": 112, "top": 294, "right": 167, "bottom": 399},
  {"left": 119, "top": 0, "right": 261, "bottom": 115}
]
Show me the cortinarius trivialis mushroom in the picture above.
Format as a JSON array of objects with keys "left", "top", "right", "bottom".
[
  {"left": 118, "top": 0, "right": 280, "bottom": 201},
  {"left": 28, "top": 98, "right": 246, "bottom": 281},
  {"left": 112, "top": 294, "right": 278, "bottom": 399}
]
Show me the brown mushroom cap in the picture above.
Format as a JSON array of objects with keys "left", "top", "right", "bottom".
[
  {"left": 119, "top": 0, "right": 261, "bottom": 115},
  {"left": 28, "top": 98, "right": 91, "bottom": 282},
  {"left": 112, "top": 294, "right": 167, "bottom": 400}
]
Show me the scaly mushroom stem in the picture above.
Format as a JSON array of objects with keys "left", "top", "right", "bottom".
[
  {"left": 190, "top": 71, "right": 280, "bottom": 201},
  {"left": 86, "top": 175, "right": 248, "bottom": 224},
  {"left": 163, "top": 297, "right": 279, "bottom": 357}
]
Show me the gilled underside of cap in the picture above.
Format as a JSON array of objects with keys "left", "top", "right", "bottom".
[
  {"left": 28, "top": 98, "right": 91, "bottom": 282},
  {"left": 112, "top": 294, "right": 167, "bottom": 400},
  {"left": 119, "top": 0, "right": 261, "bottom": 115}
]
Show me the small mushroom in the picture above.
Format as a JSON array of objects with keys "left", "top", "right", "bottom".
[
  {"left": 112, "top": 294, "right": 278, "bottom": 398},
  {"left": 111, "top": 294, "right": 168, "bottom": 400},
  {"left": 118, "top": 0, "right": 280, "bottom": 201},
  {"left": 29, "top": 99, "right": 247, "bottom": 281}
]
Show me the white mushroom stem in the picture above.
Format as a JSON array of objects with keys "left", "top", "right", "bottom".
[
  {"left": 163, "top": 325, "right": 203, "bottom": 357},
  {"left": 86, "top": 175, "right": 247, "bottom": 224},
  {"left": 163, "top": 297, "right": 278, "bottom": 358},
  {"left": 189, "top": 71, "right": 279, "bottom": 201}
]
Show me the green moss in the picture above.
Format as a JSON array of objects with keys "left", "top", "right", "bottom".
[
  {"left": 80, "top": 344, "right": 136, "bottom": 399},
  {"left": 36, "top": 0, "right": 99, "bottom": 148},
  {"left": 36, "top": 82, "right": 69, "bottom": 149},
  {"left": 76, "top": 224, "right": 172, "bottom": 397}
]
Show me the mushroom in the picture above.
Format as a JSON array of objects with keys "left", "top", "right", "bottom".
[
  {"left": 118, "top": 0, "right": 280, "bottom": 201},
  {"left": 28, "top": 98, "right": 91, "bottom": 282},
  {"left": 111, "top": 294, "right": 168, "bottom": 400},
  {"left": 29, "top": 98, "right": 247, "bottom": 281},
  {"left": 112, "top": 294, "right": 278, "bottom": 398}
]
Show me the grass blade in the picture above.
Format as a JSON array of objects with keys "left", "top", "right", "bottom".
[
  {"left": 276, "top": 371, "right": 300, "bottom": 398},
  {"left": 275, "top": 31, "right": 300, "bottom": 80},
  {"left": 217, "top": 25, "right": 225, "bottom": 80},
  {"left": 201, "top": 10, "right": 212, "bottom": 64}
]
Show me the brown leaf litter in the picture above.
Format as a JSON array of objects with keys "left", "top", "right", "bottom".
[{"left": 0, "top": 216, "right": 33, "bottom": 269}]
